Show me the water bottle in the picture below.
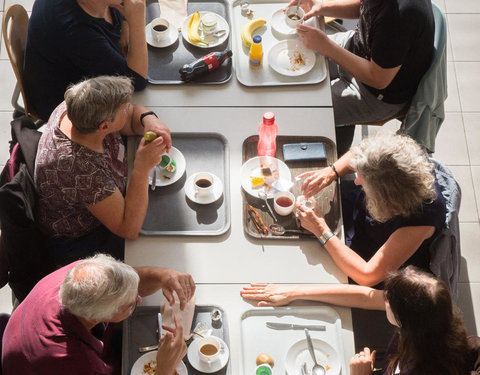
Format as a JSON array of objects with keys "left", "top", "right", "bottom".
[{"left": 257, "top": 112, "right": 278, "bottom": 157}]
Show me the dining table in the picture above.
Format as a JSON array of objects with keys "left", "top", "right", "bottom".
[{"left": 124, "top": 5, "right": 356, "bottom": 374}]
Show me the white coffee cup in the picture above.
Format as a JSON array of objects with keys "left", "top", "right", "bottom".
[
  {"left": 273, "top": 191, "right": 295, "bottom": 216},
  {"left": 201, "top": 13, "right": 217, "bottom": 35},
  {"left": 193, "top": 172, "right": 214, "bottom": 198},
  {"left": 285, "top": 6, "right": 305, "bottom": 28},
  {"left": 197, "top": 336, "right": 221, "bottom": 365},
  {"left": 150, "top": 18, "right": 170, "bottom": 43}
]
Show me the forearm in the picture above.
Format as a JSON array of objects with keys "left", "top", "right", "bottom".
[
  {"left": 319, "top": 0, "right": 361, "bottom": 19},
  {"left": 125, "top": 15, "right": 148, "bottom": 77},
  {"left": 332, "top": 150, "right": 354, "bottom": 174},
  {"left": 135, "top": 266, "right": 169, "bottom": 296}
]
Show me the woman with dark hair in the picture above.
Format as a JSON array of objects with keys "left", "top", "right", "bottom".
[{"left": 241, "top": 266, "right": 478, "bottom": 375}]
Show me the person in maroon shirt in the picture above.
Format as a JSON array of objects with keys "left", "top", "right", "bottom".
[{"left": 2, "top": 254, "right": 195, "bottom": 375}]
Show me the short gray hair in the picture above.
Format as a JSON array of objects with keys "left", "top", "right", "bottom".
[
  {"left": 59, "top": 254, "right": 139, "bottom": 321},
  {"left": 64, "top": 75, "right": 134, "bottom": 133},
  {"left": 350, "top": 131, "right": 436, "bottom": 222}
]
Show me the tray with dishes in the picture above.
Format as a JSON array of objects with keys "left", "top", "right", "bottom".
[
  {"left": 145, "top": 0, "right": 232, "bottom": 84},
  {"left": 231, "top": 0, "right": 327, "bottom": 86},
  {"left": 240, "top": 306, "right": 347, "bottom": 375},
  {"left": 241, "top": 135, "right": 340, "bottom": 239},
  {"left": 124, "top": 305, "right": 231, "bottom": 375},
  {"left": 140, "top": 132, "right": 230, "bottom": 236}
]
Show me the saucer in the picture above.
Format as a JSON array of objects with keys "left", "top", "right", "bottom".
[
  {"left": 187, "top": 337, "right": 230, "bottom": 373},
  {"left": 148, "top": 147, "right": 186, "bottom": 187},
  {"left": 271, "top": 8, "right": 297, "bottom": 35},
  {"left": 130, "top": 351, "right": 187, "bottom": 375},
  {"left": 145, "top": 23, "right": 179, "bottom": 48},
  {"left": 181, "top": 11, "right": 230, "bottom": 48},
  {"left": 185, "top": 173, "right": 223, "bottom": 205}
]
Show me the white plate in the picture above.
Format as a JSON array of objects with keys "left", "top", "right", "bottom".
[
  {"left": 130, "top": 351, "right": 187, "bottom": 375},
  {"left": 285, "top": 338, "right": 341, "bottom": 375},
  {"left": 240, "top": 156, "right": 292, "bottom": 199},
  {"left": 270, "top": 8, "right": 297, "bottom": 36},
  {"left": 148, "top": 147, "right": 186, "bottom": 187},
  {"left": 187, "top": 337, "right": 230, "bottom": 373},
  {"left": 145, "top": 23, "right": 179, "bottom": 48},
  {"left": 185, "top": 173, "right": 223, "bottom": 204},
  {"left": 181, "top": 11, "right": 230, "bottom": 48},
  {"left": 268, "top": 40, "right": 316, "bottom": 76}
]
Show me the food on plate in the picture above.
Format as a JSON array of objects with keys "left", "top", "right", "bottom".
[
  {"left": 188, "top": 11, "right": 208, "bottom": 46},
  {"left": 250, "top": 175, "right": 264, "bottom": 188},
  {"left": 144, "top": 131, "right": 157, "bottom": 143},
  {"left": 256, "top": 353, "right": 275, "bottom": 367},
  {"left": 165, "top": 160, "right": 176, "bottom": 173},
  {"left": 241, "top": 18, "right": 267, "bottom": 48},
  {"left": 142, "top": 359, "right": 179, "bottom": 375},
  {"left": 289, "top": 51, "right": 306, "bottom": 71}
]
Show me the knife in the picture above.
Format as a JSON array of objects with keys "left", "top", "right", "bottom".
[{"left": 266, "top": 322, "right": 326, "bottom": 331}]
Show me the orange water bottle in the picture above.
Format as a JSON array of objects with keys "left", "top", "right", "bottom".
[
  {"left": 249, "top": 35, "right": 263, "bottom": 69},
  {"left": 257, "top": 112, "right": 278, "bottom": 157}
]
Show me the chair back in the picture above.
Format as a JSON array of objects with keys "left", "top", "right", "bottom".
[{"left": 1, "top": 5, "right": 41, "bottom": 121}]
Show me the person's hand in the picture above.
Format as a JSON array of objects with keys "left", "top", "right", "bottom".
[
  {"left": 296, "top": 25, "right": 331, "bottom": 55},
  {"left": 160, "top": 269, "right": 196, "bottom": 310},
  {"left": 285, "top": 0, "right": 323, "bottom": 20},
  {"left": 155, "top": 315, "right": 187, "bottom": 375},
  {"left": 350, "top": 348, "right": 376, "bottom": 375},
  {"left": 296, "top": 203, "right": 329, "bottom": 238},
  {"left": 299, "top": 167, "right": 336, "bottom": 198},
  {"left": 113, "top": 0, "right": 146, "bottom": 26},
  {"left": 143, "top": 118, "right": 172, "bottom": 153},
  {"left": 134, "top": 137, "right": 167, "bottom": 175},
  {"left": 240, "top": 283, "right": 296, "bottom": 306}
]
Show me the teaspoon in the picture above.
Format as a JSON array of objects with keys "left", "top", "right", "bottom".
[
  {"left": 269, "top": 223, "right": 308, "bottom": 236},
  {"left": 305, "top": 329, "right": 326, "bottom": 375},
  {"left": 258, "top": 191, "right": 277, "bottom": 222}
]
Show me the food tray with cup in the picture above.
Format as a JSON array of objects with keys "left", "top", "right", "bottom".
[
  {"left": 230, "top": 0, "right": 327, "bottom": 86},
  {"left": 140, "top": 132, "right": 230, "bottom": 236},
  {"left": 123, "top": 305, "right": 232, "bottom": 375},
  {"left": 241, "top": 135, "right": 340, "bottom": 240},
  {"left": 239, "top": 306, "right": 347, "bottom": 375},
  {"left": 146, "top": 0, "right": 232, "bottom": 84}
]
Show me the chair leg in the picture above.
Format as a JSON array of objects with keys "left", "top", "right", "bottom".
[{"left": 10, "top": 83, "right": 25, "bottom": 115}]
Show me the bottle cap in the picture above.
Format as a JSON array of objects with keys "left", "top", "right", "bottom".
[
  {"left": 263, "top": 112, "right": 275, "bottom": 125},
  {"left": 253, "top": 35, "right": 262, "bottom": 44}
]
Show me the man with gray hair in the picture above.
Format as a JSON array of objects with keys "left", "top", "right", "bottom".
[
  {"left": 34, "top": 75, "right": 170, "bottom": 266},
  {"left": 2, "top": 254, "right": 195, "bottom": 375}
]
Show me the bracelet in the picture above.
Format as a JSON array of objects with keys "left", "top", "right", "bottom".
[
  {"left": 140, "top": 111, "right": 158, "bottom": 127},
  {"left": 329, "top": 163, "right": 340, "bottom": 180},
  {"left": 318, "top": 230, "right": 336, "bottom": 246}
]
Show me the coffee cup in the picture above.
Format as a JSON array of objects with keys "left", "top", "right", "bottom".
[
  {"left": 150, "top": 18, "right": 170, "bottom": 43},
  {"left": 197, "top": 336, "right": 221, "bottom": 365},
  {"left": 273, "top": 191, "right": 295, "bottom": 216},
  {"left": 201, "top": 13, "right": 217, "bottom": 35},
  {"left": 285, "top": 6, "right": 305, "bottom": 28},
  {"left": 193, "top": 172, "right": 214, "bottom": 198}
]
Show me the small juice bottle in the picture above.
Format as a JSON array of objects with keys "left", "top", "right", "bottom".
[{"left": 249, "top": 35, "right": 263, "bottom": 69}]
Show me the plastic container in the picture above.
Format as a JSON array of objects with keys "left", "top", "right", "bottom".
[
  {"left": 257, "top": 112, "right": 278, "bottom": 157},
  {"left": 249, "top": 35, "right": 263, "bottom": 69},
  {"left": 255, "top": 364, "right": 273, "bottom": 375}
]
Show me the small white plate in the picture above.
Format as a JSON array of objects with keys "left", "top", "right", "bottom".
[
  {"left": 270, "top": 8, "right": 297, "bottom": 36},
  {"left": 187, "top": 337, "right": 230, "bottom": 373},
  {"left": 185, "top": 173, "right": 223, "bottom": 204},
  {"left": 285, "top": 338, "right": 341, "bottom": 375},
  {"left": 145, "top": 23, "right": 179, "bottom": 48},
  {"left": 148, "top": 147, "right": 186, "bottom": 187},
  {"left": 130, "top": 351, "right": 187, "bottom": 375},
  {"left": 268, "top": 40, "right": 316, "bottom": 76},
  {"left": 240, "top": 156, "right": 292, "bottom": 199},
  {"left": 181, "top": 11, "right": 230, "bottom": 48}
]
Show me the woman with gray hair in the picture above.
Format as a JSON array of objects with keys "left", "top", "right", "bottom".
[{"left": 34, "top": 75, "right": 171, "bottom": 266}]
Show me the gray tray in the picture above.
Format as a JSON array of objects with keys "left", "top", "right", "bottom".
[
  {"left": 140, "top": 132, "right": 230, "bottom": 236},
  {"left": 123, "top": 305, "right": 231, "bottom": 375},
  {"left": 146, "top": 0, "right": 233, "bottom": 84}
]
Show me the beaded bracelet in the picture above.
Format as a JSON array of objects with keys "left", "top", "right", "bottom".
[{"left": 329, "top": 163, "right": 340, "bottom": 180}]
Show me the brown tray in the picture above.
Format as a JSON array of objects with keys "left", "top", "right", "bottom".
[{"left": 242, "top": 135, "right": 340, "bottom": 239}]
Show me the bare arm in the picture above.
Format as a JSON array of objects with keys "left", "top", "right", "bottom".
[{"left": 287, "top": 0, "right": 361, "bottom": 20}]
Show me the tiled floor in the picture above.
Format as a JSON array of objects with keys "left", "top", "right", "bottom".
[{"left": 0, "top": 0, "right": 479, "bottom": 337}]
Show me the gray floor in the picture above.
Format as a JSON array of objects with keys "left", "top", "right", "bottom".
[{"left": 0, "top": 0, "right": 479, "bottom": 337}]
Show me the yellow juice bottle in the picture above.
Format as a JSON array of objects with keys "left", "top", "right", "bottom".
[{"left": 249, "top": 35, "right": 263, "bottom": 69}]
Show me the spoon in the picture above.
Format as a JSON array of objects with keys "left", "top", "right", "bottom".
[
  {"left": 258, "top": 191, "right": 277, "bottom": 222},
  {"left": 304, "top": 329, "right": 326, "bottom": 375},
  {"left": 296, "top": 0, "right": 301, "bottom": 18},
  {"left": 138, "top": 331, "right": 204, "bottom": 352},
  {"left": 269, "top": 223, "right": 308, "bottom": 236},
  {"left": 212, "top": 29, "right": 227, "bottom": 38},
  {"left": 151, "top": 167, "right": 157, "bottom": 191}
]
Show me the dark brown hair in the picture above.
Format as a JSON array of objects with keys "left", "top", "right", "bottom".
[{"left": 384, "top": 266, "right": 470, "bottom": 375}]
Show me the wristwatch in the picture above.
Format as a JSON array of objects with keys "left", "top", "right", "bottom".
[
  {"left": 318, "top": 230, "right": 336, "bottom": 246},
  {"left": 140, "top": 111, "right": 158, "bottom": 127}
]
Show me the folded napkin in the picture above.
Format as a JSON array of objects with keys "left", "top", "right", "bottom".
[
  {"left": 158, "top": 0, "right": 188, "bottom": 30},
  {"left": 160, "top": 294, "right": 196, "bottom": 340}
]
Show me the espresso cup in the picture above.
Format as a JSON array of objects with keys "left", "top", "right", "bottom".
[
  {"left": 193, "top": 172, "right": 214, "bottom": 198},
  {"left": 273, "top": 191, "right": 295, "bottom": 216},
  {"left": 150, "top": 18, "right": 170, "bottom": 43},
  {"left": 201, "top": 13, "right": 217, "bottom": 35},
  {"left": 197, "top": 336, "right": 221, "bottom": 365},
  {"left": 285, "top": 6, "right": 305, "bottom": 28}
]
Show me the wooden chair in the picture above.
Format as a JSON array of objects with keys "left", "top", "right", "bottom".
[{"left": 2, "top": 5, "right": 43, "bottom": 123}]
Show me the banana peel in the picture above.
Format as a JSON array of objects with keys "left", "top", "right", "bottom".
[
  {"left": 241, "top": 18, "right": 267, "bottom": 49},
  {"left": 188, "top": 11, "right": 208, "bottom": 46}
]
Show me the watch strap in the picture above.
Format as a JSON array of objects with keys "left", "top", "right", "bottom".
[
  {"left": 318, "top": 230, "right": 335, "bottom": 246},
  {"left": 140, "top": 111, "right": 158, "bottom": 127}
]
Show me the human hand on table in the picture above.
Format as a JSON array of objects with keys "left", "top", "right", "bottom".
[
  {"left": 299, "top": 167, "right": 337, "bottom": 198},
  {"left": 296, "top": 25, "right": 331, "bottom": 55},
  {"left": 285, "top": 0, "right": 323, "bottom": 21},
  {"left": 240, "top": 283, "right": 296, "bottom": 306},
  {"left": 155, "top": 315, "right": 187, "bottom": 375},
  {"left": 296, "top": 203, "right": 330, "bottom": 238},
  {"left": 350, "top": 347, "right": 376, "bottom": 375}
]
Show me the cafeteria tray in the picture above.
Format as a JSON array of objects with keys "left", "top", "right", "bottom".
[
  {"left": 123, "top": 305, "right": 231, "bottom": 375},
  {"left": 242, "top": 135, "right": 340, "bottom": 239},
  {"left": 146, "top": 0, "right": 233, "bottom": 84},
  {"left": 231, "top": 0, "right": 327, "bottom": 86},
  {"left": 240, "top": 306, "right": 347, "bottom": 375},
  {"left": 141, "top": 132, "right": 230, "bottom": 236}
]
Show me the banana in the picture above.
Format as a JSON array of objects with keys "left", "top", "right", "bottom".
[
  {"left": 187, "top": 11, "right": 208, "bottom": 46},
  {"left": 241, "top": 18, "right": 267, "bottom": 49}
]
